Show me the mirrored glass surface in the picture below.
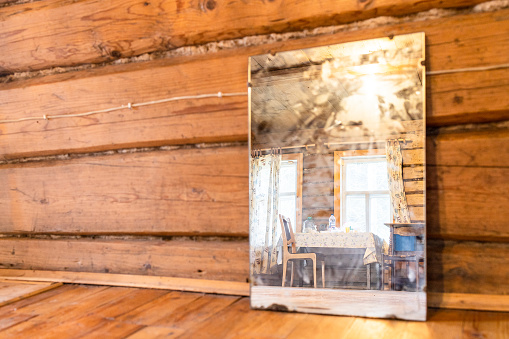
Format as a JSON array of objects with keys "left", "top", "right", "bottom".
[{"left": 249, "top": 33, "right": 426, "bottom": 320}]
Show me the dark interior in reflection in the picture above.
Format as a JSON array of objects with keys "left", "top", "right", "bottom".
[{"left": 249, "top": 33, "right": 426, "bottom": 292}]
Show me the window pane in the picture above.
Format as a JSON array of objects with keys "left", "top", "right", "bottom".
[
  {"left": 279, "top": 161, "right": 297, "bottom": 193},
  {"left": 370, "top": 194, "right": 391, "bottom": 242},
  {"left": 345, "top": 159, "right": 388, "bottom": 191},
  {"left": 345, "top": 162, "right": 368, "bottom": 191},
  {"left": 344, "top": 195, "right": 366, "bottom": 232},
  {"left": 279, "top": 195, "right": 296, "bottom": 234},
  {"left": 367, "top": 161, "right": 389, "bottom": 191}
]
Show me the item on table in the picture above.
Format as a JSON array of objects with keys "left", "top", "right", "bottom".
[
  {"left": 303, "top": 216, "right": 314, "bottom": 233},
  {"left": 328, "top": 214, "right": 336, "bottom": 231}
]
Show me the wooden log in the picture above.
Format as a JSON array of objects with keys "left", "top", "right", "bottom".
[
  {"left": 303, "top": 153, "right": 334, "bottom": 170},
  {"left": 403, "top": 166, "right": 425, "bottom": 180},
  {"left": 0, "top": 125, "right": 507, "bottom": 240},
  {"left": 427, "top": 239, "right": 509, "bottom": 295},
  {"left": 428, "top": 292, "right": 509, "bottom": 312},
  {"left": 402, "top": 149, "right": 425, "bottom": 166},
  {"left": 409, "top": 206, "right": 425, "bottom": 221},
  {"left": 302, "top": 182, "right": 334, "bottom": 197},
  {"left": 0, "top": 238, "right": 250, "bottom": 283},
  {"left": 0, "top": 53, "right": 248, "bottom": 160},
  {"left": 0, "top": 0, "right": 488, "bottom": 73},
  {"left": 303, "top": 168, "right": 334, "bottom": 184},
  {"left": 0, "top": 270, "right": 250, "bottom": 296},
  {"left": 0, "top": 10, "right": 508, "bottom": 158},
  {"left": 406, "top": 193, "right": 425, "bottom": 206},
  {"left": 427, "top": 126, "right": 509, "bottom": 240},
  {"left": 302, "top": 195, "right": 334, "bottom": 210},
  {"left": 0, "top": 146, "right": 249, "bottom": 236},
  {"left": 404, "top": 179, "right": 424, "bottom": 193}
]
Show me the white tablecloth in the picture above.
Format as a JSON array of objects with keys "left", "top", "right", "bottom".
[{"left": 293, "top": 232, "right": 384, "bottom": 265}]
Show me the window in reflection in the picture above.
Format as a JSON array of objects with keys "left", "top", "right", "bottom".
[{"left": 340, "top": 155, "right": 391, "bottom": 243}]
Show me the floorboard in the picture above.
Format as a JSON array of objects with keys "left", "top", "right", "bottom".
[
  {"left": 0, "top": 284, "right": 507, "bottom": 338},
  {"left": 0, "top": 280, "right": 61, "bottom": 307}
]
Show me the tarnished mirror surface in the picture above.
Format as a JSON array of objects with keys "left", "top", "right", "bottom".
[{"left": 248, "top": 33, "right": 426, "bottom": 320}]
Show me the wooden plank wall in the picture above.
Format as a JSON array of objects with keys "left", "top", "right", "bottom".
[{"left": 0, "top": 0, "right": 508, "bottom": 310}]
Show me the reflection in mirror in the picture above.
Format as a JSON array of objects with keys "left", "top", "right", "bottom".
[{"left": 248, "top": 33, "right": 426, "bottom": 320}]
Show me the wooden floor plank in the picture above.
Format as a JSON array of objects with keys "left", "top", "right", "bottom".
[
  {"left": 11, "top": 285, "right": 111, "bottom": 317},
  {"left": 0, "top": 281, "right": 62, "bottom": 307},
  {"left": 74, "top": 317, "right": 144, "bottom": 339},
  {"left": 0, "top": 284, "right": 77, "bottom": 318},
  {"left": 126, "top": 326, "right": 185, "bottom": 339},
  {"left": 117, "top": 291, "right": 204, "bottom": 325},
  {"left": 0, "top": 312, "right": 36, "bottom": 331},
  {"left": 286, "top": 315, "right": 357, "bottom": 339},
  {"left": 0, "top": 286, "right": 508, "bottom": 338},
  {"left": 148, "top": 294, "right": 241, "bottom": 330}
]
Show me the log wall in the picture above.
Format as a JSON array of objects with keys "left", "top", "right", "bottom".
[{"left": 0, "top": 0, "right": 508, "bottom": 311}]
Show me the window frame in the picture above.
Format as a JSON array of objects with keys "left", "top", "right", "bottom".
[
  {"left": 333, "top": 149, "right": 388, "bottom": 231},
  {"left": 280, "top": 153, "right": 303, "bottom": 233}
]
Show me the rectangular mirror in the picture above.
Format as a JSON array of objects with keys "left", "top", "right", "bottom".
[{"left": 248, "top": 33, "right": 426, "bottom": 321}]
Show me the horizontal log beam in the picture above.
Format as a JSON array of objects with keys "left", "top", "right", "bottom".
[
  {"left": 0, "top": 270, "right": 250, "bottom": 296},
  {"left": 0, "top": 146, "right": 249, "bottom": 236},
  {"left": 0, "top": 10, "right": 508, "bottom": 159},
  {"left": 0, "top": 125, "right": 509, "bottom": 241},
  {"left": 0, "top": 0, "right": 488, "bottom": 73},
  {"left": 427, "top": 126, "right": 509, "bottom": 241},
  {"left": 0, "top": 238, "right": 250, "bottom": 283},
  {"left": 0, "top": 269, "right": 507, "bottom": 311},
  {"left": 1, "top": 237, "right": 508, "bottom": 299},
  {"left": 427, "top": 239, "right": 509, "bottom": 295},
  {"left": 0, "top": 125, "right": 507, "bottom": 240}
]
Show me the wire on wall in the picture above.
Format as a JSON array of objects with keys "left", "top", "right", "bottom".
[
  {"left": 1, "top": 61, "right": 508, "bottom": 125},
  {"left": 0, "top": 92, "right": 248, "bottom": 124}
]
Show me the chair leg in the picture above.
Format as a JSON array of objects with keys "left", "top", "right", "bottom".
[
  {"left": 290, "top": 261, "right": 294, "bottom": 287},
  {"left": 282, "top": 259, "right": 287, "bottom": 287},
  {"left": 313, "top": 258, "right": 317, "bottom": 288},
  {"left": 381, "top": 260, "right": 385, "bottom": 291},
  {"left": 321, "top": 261, "right": 325, "bottom": 288},
  {"left": 415, "top": 257, "right": 419, "bottom": 291}
]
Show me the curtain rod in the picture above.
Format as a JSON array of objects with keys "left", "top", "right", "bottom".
[
  {"left": 254, "top": 138, "right": 409, "bottom": 153},
  {"left": 254, "top": 144, "right": 316, "bottom": 153},
  {"left": 326, "top": 138, "right": 409, "bottom": 147}
]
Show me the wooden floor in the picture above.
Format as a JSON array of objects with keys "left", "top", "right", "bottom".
[{"left": 0, "top": 284, "right": 507, "bottom": 338}]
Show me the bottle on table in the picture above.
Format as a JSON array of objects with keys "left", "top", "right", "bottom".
[
  {"left": 328, "top": 214, "right": 336, "bottom": 231},
  {"left": 303, "top": 216, "right": 314, "bottom": 233}
]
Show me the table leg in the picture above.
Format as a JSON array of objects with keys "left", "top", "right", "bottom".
[{"left": 367, "top": 264, "right": 371, "bottom": 290}]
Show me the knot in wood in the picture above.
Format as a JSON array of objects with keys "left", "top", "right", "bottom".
[{"left": 205, "top": 0, "right": 216, "bottom": 11}]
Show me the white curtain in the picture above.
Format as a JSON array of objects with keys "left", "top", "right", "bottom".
[
  {"left": 386, "top": 140, "right": 411, "bottom": 223},
  {"left": 250, "top": 151, "right": 281, "bottom": 275}
]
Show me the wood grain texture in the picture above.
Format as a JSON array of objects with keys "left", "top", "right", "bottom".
[
  {"left": 1, "top": 285, "right": 509, "bottom": 337},
  {"left": 0, "top": 0, "right": 488, "bottom": 73},
  {"left": 428, "top": 292, "right": 509, "bottom": 312},
  {"left": 2, "top": 237, "right": 508, "bottom": 296},
  {"left": 428, "top": 239, "right": 509, "bottom": 295},
  {"left": 0, "top": 281, "right": 62, "bottom": 307},
  {"left": 0, "top": 146, "right": 248, "bottom": 235},
  {"left": 427, "top": 127, "right": 509, "bottom": 240},
  {"left": 251, "top": 286, "right": 427, "bottom": 321},
  {"left": 0, "top": 269, "right": 250, "bottom": 296},
  {"left": 0, "top": 10, "right": 508, "bottom": 158},
  {"left": 0, "top": 126, "right": 506, "bottom": 239},
  {"left": 0, "top": 237, "right": 250, "bottom": 282}
]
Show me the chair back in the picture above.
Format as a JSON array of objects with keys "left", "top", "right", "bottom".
[{"left": 279, "top": 214, "right": 296, "bottom": 254}]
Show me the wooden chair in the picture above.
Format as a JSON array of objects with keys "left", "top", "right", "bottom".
[
  {"left": 381, "top": 223, "right": 425, "bottom": 291},
  {"left": 279, "top": 214, "right": 325, "bottom": 288}
]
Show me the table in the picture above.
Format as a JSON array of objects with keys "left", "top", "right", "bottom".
[{"left": 293, "top": 232, "right": 385, "bottom": 289}]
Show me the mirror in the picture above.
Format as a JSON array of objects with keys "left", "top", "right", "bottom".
[{"left": 248, "top": 33, "right": 426, "bottom": 320}]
